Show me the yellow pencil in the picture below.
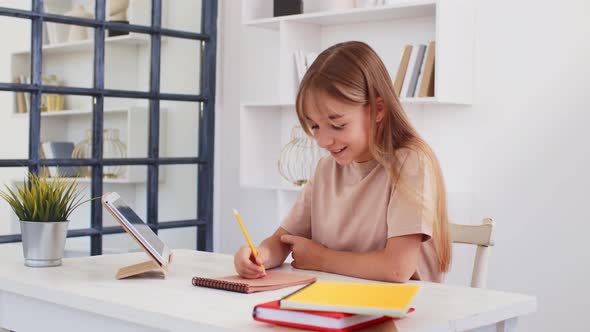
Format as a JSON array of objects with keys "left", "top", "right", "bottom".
[{"left": 233, "top": 208, "right": 265, "bottom": 271}]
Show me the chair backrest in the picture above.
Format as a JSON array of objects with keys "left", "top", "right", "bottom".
[{"left": 449, "top": 218, "right": 495, "bottom": 288}]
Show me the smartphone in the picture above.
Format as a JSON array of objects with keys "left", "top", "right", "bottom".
[{"left": 102, "top": 192, "right": 171, "bottom": 265}]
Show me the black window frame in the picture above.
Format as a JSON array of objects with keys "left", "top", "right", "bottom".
[{"left": 0, "top": 0, "right": 217, "bottom": 254}]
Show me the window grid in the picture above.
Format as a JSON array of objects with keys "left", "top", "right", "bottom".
[{"left": 0, "top": 0, "right": 217, "bottom": 254}]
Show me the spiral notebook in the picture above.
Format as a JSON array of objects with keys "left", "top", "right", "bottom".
[{"left": 191, "top": 271, "right": 316, "bottom": 294}]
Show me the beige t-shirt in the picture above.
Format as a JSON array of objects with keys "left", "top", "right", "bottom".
[{"left": 281, "top": 148, "right": 442, "bottom": 282}]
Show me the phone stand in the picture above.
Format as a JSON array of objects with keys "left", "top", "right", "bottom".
[{"left": 116, "top": 252, "right": 174, "bottom": 280}]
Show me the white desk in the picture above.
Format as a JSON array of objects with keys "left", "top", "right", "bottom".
[{"left": 0, "top": 246, "right": 536, "bottom": 332}]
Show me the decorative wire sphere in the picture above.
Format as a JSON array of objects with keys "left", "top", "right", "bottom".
[
  {"left": 72, "top": 129, "right": 127, "bottom": 178},
  {"left": 278, "top": 126, "right": 324, "bottom": 186}
]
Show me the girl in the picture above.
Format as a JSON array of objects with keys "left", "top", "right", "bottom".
[{"left": 234, "top": 41, "right": 451, "bottom": 283}]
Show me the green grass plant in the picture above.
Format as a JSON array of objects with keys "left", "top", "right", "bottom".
[{"left": 0, "top": 173, "right": 91, "bottom": 222}]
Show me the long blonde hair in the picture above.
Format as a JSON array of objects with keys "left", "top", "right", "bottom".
[{"left": 295, "top": 41, "right": 451, "bottom": 272}]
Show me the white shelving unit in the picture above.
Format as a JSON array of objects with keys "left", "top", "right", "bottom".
[
  {"left": 12, "top": 34, "right": 150, "bottom": 56},
  {"left": 243, "top": 1, "right": 436, "bottom": 27},
  {"left": 9, "top": 0, "right": 168, "bottom": 185},
  {"left": 6, "top": 0, "right": 164, "bottom": 243},
  {"left": 240, "top": 0, "right": 475, "bottom": 222},
  {"left": 2, "top": 0, "right": 201, "bottom": 254}
]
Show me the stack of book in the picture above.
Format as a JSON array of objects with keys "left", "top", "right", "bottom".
[
  {"left": 252, "top": 281, "right": 419, "bottom": 332},
  {"left": 14, "top": 75, "right": 30, "bottom": 114},
  {"left": 393, "top": 41, "right": 436, "bottom": 99}
]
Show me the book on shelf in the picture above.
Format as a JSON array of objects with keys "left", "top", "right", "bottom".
[
  {"left": 43, "top": 3, "right": 69, "bottom": 45},
  {"left": 414, "top": 43, "right": 430, "bottom": 97},
  {"left": 400, "top": 45, "right": 418, "bottom": 98},
  {"left": 41, "top": 142, "right": 78, "bottom": 177},
  {"left": 253, "top": 300, "right": 398, "bottom": 332},
  {"left": 294, "top": 50, "right": 306, "bottom": 83},
  {"left": 14, "top": 77, "right": 27, "bottom": 114},
  {"left": 393, "top": 45, "right": 412, "bottom": 96},
  {"left": 398, "top": 42, "right": 436, "bottom": 98},
  {"left": 417, "top": 41, "right": 436, "bottom": 97},
  {"left": 19, "top": 75, "right": 30, "bottom": 113},
  {"left": 280, "top": 281, "right": 420, "bottom": 317},
  {"left": 406, "top": 44, "right": 426, "bottom": 98},
  {"left": 294, "top": 50, "right": 320, "bottom": 84}
]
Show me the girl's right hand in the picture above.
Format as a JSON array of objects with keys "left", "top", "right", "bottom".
[{"left": 234, "top": 245, "right": 268, "bottom": 279}]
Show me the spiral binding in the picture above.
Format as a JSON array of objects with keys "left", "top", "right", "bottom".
[{"left": 192, "top": 277, "right": 250, "bottom": 293}]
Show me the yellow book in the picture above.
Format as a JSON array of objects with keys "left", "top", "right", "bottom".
[{"left": 280, "top": 282, "right": 420, "bottom": 317}]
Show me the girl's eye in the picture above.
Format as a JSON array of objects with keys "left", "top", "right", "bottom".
[
  {"left": 310, "top": 124, "right": 319, "bottom": 130},
  {"left": 332, "top": 124, "right": 346, "bottom": 130}
]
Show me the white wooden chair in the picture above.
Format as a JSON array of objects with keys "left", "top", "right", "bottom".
[{"left": 450, "top": 218, "right": 495, "bottom": 288}]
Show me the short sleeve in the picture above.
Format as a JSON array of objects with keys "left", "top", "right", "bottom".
[
  {"left": 387, "top": 149, "right": 435, "bottom": 241},
  {"left": 280, "top": 168, "right": 314, "bottom": 238}
]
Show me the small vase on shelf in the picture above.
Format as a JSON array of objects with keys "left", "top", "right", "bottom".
[
  {"left": 72, "top": 129, "right": 127, "bottom": 179},
  {"left": 273, "top": 0, "right": 303, "bottom": 17},
  {"left": 64, "top": 5, "right": 93, "bottom": 42},
  {"left": 107, "top": 0, "right": 130, "bottom": 37},
  {"left": 278, "top": 126, "right": 324, "bottom": 187},
  {"left": 103, "top": 129, "right": 127, "bottom": 178}
]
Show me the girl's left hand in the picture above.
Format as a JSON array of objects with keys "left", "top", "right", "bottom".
[{"left": 280, "top": 234, "right": 327, "bottom": 271}]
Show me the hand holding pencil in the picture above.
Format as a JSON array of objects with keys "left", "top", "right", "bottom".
[{"left": 233, "top": 209, "right": 267, "bottom": 279}]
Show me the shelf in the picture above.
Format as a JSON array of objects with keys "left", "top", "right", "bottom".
[
  {"left": 10, "top": 106, "right": 163, "bottom": 185},
  {"left": 401, "top": 97, "right": 471, "bottom": 105},
  {"left": 61, "top": 177, "right": 143, "bottom": 184},
  {"left": 13, "top": 99, "right": 465, "bottom": 120},
  {"left": 241, "top": 102, "right": 293, "bottom": 108},
  {"left": 12, "top": 34, "right": 150, "bottom": 56},
  {"left": 11, "top": 176, "right": 143, "bottom": 185},
  {"left": 241, "top": 97, "right": 469, "bottom": 109},
  {"left": 240, "top": 0, "right": 475, "bottom": 221},
  {"left": 11, "top": 107, "right": 139, "bottom": 118},
  {"left": 243, "top": 0, "right": 436, "bottom": 29}
]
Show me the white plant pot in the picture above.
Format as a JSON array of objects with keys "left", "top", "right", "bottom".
[{"left": 20, "top": 220, "right": 69, "bottom": 267}]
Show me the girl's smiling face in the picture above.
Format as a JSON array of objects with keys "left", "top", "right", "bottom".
[{"left": 304, "top": 93, "right": 374, "bottom": 165}]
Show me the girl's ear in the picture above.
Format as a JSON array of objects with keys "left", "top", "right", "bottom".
[{"left": 375, "top": 97, "right": 385, "bottom": 123}]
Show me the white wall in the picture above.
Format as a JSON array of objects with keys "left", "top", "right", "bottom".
[
  {"left": 0, "top": 0, "right": 31, "bottom": 235},
  {"left": 216, "top": 1, "right": 590, "bottom": 331}
]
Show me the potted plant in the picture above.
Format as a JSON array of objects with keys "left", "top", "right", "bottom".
[{"left": 0, "top": 173, "right": 91, "bottom": 267}]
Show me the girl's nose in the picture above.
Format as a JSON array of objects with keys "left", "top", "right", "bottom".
[{"left": 314, "top": 131, "right": 334, "bottom": 149}]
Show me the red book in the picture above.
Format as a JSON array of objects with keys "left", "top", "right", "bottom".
[{"left": 253, "top": 301, "right": 413, "bottom": 332}]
